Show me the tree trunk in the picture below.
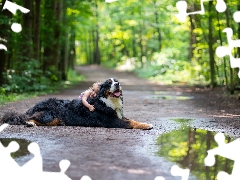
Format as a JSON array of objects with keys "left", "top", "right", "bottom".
[
  {"left": 238, "top": 5, "right": 240, "bottom": 58},
  {"left": 43, "top": 0, "right": 54, "bottom": 71},
  {"left": 53, "top": 0, "right": 62, "bottom": 73},
  {"left": 217, "top": 12, "right": 228, "bottom": 85},
  {"left": 43, "top": 0, "right": 62, "bottom": 73},
  {"left": 68, "top": 29, "right": 76, "bottom": 70},
  {"left": 139, "top": 0, "right": 145, "bottom": 68},
  {"left": 93, "top": 1, "right": 100, "bottom": 65},
  {"left": 0, "top": 7, "right": 11, "bottom": 85},
  {"left": 33, "top": 0, "right": 41, "bottom": 61},
  {"left": 22, "top": 0, "right": 33, "bottom": 61},
  {"left": 208, "top": 1, "right": 216, "bottom": 88},
  {"left": 225, "top": 0, "right": 234, "bottom": 94},
  {"left": 153, "top": 0, "right": 161, "bottom": 51},
  {"left": 59, "top": 1, "right": 68, "bottom": 81},
  {"left": 189, "top": 15, "right": 196, "bottom": 61}
]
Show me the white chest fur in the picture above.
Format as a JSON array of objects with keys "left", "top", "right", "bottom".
[{"left": 100, "top": 97, "right": 123, "bottom": 119}]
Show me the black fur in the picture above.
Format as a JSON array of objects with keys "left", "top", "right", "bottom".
[{"left": 1, "top": 79, "right": 135, "bottom": 129}]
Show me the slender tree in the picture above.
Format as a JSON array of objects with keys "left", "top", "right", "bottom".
[
  {"left": 208, "top": 1, "right": 216, "bottom": 88},
  {"left": 0, "top": 8, "right": 11, "bottom": 85},
  {"left": 33, "top": 0, "right": 41, "bottom": 61}
]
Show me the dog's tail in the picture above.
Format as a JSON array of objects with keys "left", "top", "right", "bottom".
[{"left": 1, "top": 112, "right": 27, "bottom": 125}]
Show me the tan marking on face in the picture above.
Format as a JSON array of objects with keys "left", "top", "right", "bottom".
[{"left": 105, "top": 89, "right": 110, "bottom": 98}]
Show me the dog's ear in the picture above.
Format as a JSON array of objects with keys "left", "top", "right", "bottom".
[{"left": 98, "top": 80, "right": 110, "bottom": 98}]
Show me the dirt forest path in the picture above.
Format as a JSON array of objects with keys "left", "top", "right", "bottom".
[{"left": 0, "top": 65, "right": 240, "bottom": 180}]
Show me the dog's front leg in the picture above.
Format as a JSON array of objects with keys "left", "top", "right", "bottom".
[{"left": 123, "top": 117, "right": 153, "bottom": 130}]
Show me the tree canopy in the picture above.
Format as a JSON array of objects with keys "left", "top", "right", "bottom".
[{"left": 0, "top": 0, "right": 240, "bottom": 93}]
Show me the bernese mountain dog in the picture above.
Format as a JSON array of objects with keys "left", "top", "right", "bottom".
[{"left": 1, "top": 78, "right": 153, "bottom": 130}]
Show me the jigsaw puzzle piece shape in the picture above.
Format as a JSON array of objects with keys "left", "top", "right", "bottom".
[
  {"left": 0, "top": 123, "right": 9, "bottom": 132},
  {"left": 233, "top": 11, "right": 240, "bottom": 23},
  {"left": 216, "top": 28, "right": 240, "bottom": 78},
  {"left": 216, "top": 46, "right": 228, "bottom": 58},
  {"left": 205, "top": 133, "right": 240, "bottom": 161},
  {"left": 81, "top": 175, "right": 92, "bottom": 180},
  {"left": 215, "top": 0, "right": 227, "bottom": 12},
  {"left": 217, "top": 170, "right": 240, "bottom": 180},
  {"left": 23, "top": 160, "right": 72, "bottom": 180},
  {"left": 11, "top": 23, "right": 22, "bottom": 33},
  {"left": 171, "top": 165, "right": 189, "bottom": 180},
  {"left": 175, "top": 1, "right": 188, "bottom": 22},
  {"left": 2, "top": 0, "right": 30, "bottom": 15},
  {"left": 205, "top": 133, "right": 240, "bottom": 179},
  {"left": 21, "top": 142, "right": 42, "bottom": 173},
  {"left": 217, "top": 171, "right": 233, "bottom": 180},
  {"left": 0, "top": 140, "right": 22, "bottom": 178},
  {"left": 175, "top": 0, "right": 210, "bottom": 22},
  {"left": 0, "top": 44, "right": 7, "bottom": 51}
]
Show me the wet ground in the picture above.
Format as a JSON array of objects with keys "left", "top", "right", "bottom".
[{"left": 0, "top": 65, "right": 240, "bottom": 180}]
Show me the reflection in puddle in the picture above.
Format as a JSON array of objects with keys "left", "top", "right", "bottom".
[
  {"left": 0, "top": 138, "right": 31, "bottom": 158},
  {"left": 157, "top": 127, "right": 234, "bottom": 180},
  {"left": 154, "top": 91, "right": 169, "bottom": 95},
  {"left": 150, "top": 95, "right": 194, "bottom": 100},
  {"left": 171, "top": 118, "right": 194, "bottom": 125}
]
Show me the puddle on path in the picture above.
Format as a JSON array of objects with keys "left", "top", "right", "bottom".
[
  {"left": 156, "top": 123, "right": 234, "bottom": 180},
  {"left": 0, "top": 138, "right": 31, "bottom": 158},
  {"left": 145, "top": 91, "right": 194, "bottom": 100},
  {"left": 149, "top": 94, "right": 194, "bottom": 100}
]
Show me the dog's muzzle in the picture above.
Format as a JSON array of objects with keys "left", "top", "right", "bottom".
[{"left": 109, "top": 89, "right": 121, "bottom": 98}]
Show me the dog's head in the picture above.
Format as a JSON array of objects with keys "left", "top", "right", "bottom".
[
  {"left": 98, "top": 78, "right": 123, "bottom": 119},
  {"left": 99, "top": 78, "right": 122, "bottom": 99}
]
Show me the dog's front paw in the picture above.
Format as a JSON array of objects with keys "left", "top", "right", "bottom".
[
  {"left": 128, "top": 120, "right": 153, "bottom": 130},
  {"left": 141, "top": 123, "right": 153, "bottom": 130},
  {"left": 26, "top": 121, "right": 36, "bottom": 127},
  {"left": 145, "top": 123, "right": 153, "bottom": 130}
]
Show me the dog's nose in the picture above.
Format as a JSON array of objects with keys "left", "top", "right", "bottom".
[{"left": 115, "top": 82, "right": 119, "bottom": 87}]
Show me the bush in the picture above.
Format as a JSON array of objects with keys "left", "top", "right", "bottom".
[
  {"left": 0, "top": 64, "right": 85, "bottom": 104},
  {"left": 2, "top": 60, "right": 53, "bottom": 93},
  {"left": 133, "top": 51, "right": 209, "bottom": 85}
]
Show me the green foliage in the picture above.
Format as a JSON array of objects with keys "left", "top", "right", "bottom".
[
  {"left": 75, "top": 0, "right": 240, "bottom": 88},
  {"left": 2, "top": 60, "right": 52, "bottom": 93},
  {"left": 0, "top": 0, "right": 88, "bottom": 96},
  {"left": 67, "top": 69, "right": 85, "bottom": 83},
  {"left": 0, "top": 69, "right": 84, "bottom": 105},
  {"left": 134, "top": 50, "right": 209, "bottom": 85}
]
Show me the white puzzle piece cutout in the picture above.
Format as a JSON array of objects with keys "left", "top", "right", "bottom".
[
  {"left": 154, "top": 176, "right": 166, "bottom": 180},
  {"left": 0, "top": 44, "right": 7, "bottom": 51},
  {"left": 215, "top": 0, "right": 227, "bottom": 13},
  {"left": 204, "top": 133, "right": 240, "bottom": 180},
  {"left": 176, "top": 0, "right": 227, "bottom": 22},
  {"left": 0, "top": 123, "right": 92, "bottom": 180},
  {"left": 11, "top": 23, "right": 22, "bottom": 33},
  {"left": 0, "top": 0, "right": 31, "bottom": 51},
  {"left": 171, "top": 165, "right": 189, "bottom": 180},
  {"left": 2, "top": 0, "right": 30, "bottom": 15},
  {"left": 176, "top": 0, "right": 211, "bottom": 22},
  {"left": 215, "top": 28, "right": 240, "bottom": 77},
  {"left": 233, "top": 11, "right": 240, "bottom": 23},
  {"left": 105, "top": 0, "right": 118, "bottom": 3},
  {"left": 154, "top": 165, "right": 190, "bottom": 180}
]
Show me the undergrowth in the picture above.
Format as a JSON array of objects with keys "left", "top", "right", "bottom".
[{"left": 0, "top": 69, "right": 85, "bottom": 105}]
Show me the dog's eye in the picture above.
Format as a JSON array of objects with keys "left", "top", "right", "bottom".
[{"left": 108, "top": 79, "right": 112, "bottom": 84}]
